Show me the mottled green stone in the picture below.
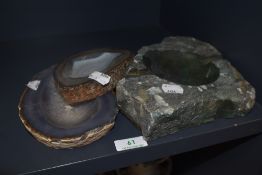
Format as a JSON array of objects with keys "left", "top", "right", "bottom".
[{"left": 116, "top": 36, "right": 256, "bottom": 140}]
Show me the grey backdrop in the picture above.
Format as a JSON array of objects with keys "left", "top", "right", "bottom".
[{"left": 0, "top": 0, "right": 160, "bottom": 42}]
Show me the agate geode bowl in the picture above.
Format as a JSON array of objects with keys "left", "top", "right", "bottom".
[
  {"left": 19, "top": 66, "right": 118, "bottom": 149},
  {"left": 54, "top": 49, "right": 133, "bottom": 104}
]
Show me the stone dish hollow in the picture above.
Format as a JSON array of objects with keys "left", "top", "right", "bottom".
[
  {"left": 69, "top": 52, "right": 121, "bottom": 78},
  {"left": 143, "top": 50, "right": 220, "bottom": 86}
]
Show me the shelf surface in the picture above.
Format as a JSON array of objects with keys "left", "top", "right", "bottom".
[{"left": 0, "top": 28, "right": 262, "bottom": 174}]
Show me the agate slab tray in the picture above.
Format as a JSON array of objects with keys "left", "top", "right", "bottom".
[{"left": 19, "top": 66, "right": 118, "bottom": 149}]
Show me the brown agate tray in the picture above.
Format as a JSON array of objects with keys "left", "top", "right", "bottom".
[{"left": 54, "top": 49, "right": 133, "bottom": 104}]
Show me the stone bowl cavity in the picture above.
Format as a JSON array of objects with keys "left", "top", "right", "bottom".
[{"left": 143, "top": 50, "right": 220, "bottom": 86}]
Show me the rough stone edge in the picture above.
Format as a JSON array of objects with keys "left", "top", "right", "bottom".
[
  {"left": 135, "top": 36, "right": 222, "bottom": 61},
  {"left": 117, "top": 75, "right": 256, "bottom": 141},
  {"left": 116, "top": 78, "right": 154, "bottom": 138}
]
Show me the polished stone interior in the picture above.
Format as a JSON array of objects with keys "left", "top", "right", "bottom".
[
  {"left": 67, "top": 52, "right": 120, "bottom": 78},
  {"left": 55, "top": 50, "right": 124, "bottom": 86},
  {"left": 143, "top": 50, "right": 220, "bottom": 86}
]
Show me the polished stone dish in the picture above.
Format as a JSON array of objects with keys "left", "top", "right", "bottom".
[
  {"left": 19, "top": 66, "right": 118, "bottom": 149},
  {"left": 54, "top": 49, "right": 132, "bottom": 104},
  {"left": 117, "top": 36, "right": 256, "bottom": 140}
]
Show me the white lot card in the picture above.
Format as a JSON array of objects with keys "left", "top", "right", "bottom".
[
  {"left": 114, "top": 136, "right": 148, "bottom": 151},
  {"left": 88, "top": 71, "right": 111, "bottom": 85}
]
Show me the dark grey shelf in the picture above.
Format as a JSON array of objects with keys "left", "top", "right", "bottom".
[
  {"left": 1, "top": 28, "right": 262, "bottom": 175},
  {"left": 11, "top": 104, "right": 262, "bottom": 175}
]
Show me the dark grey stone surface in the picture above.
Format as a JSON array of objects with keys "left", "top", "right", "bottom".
[{"left": 116, "top": 36, "right": 256, "bottom": 140}]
